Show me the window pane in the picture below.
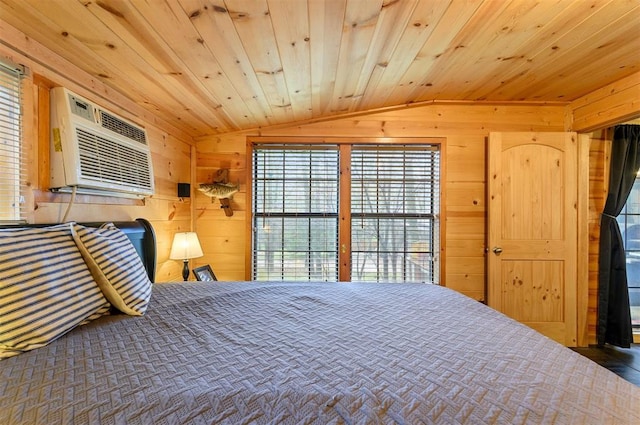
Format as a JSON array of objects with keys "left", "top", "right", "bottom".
[
  {"left": 352, "top": 217, "right": 436, "bottom": 282},
  {"left": 253, "top": 216, "right": 338, "bottom": 281},
  {"left": 621, "top": 178, "right": 640, "bottom": 329},
  {"left": 351, "top": 146, "right": 440, "bottom": 283},
  {"left": 252, "top": 146, "right": 339, "bottom": 281},
  {"left": 625, "top": 182, "right": 640, "bottom": 214}
]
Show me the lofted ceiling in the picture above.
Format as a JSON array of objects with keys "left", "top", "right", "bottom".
[{"left": 1, "top": 0, "right": 639, "bottom": 138}]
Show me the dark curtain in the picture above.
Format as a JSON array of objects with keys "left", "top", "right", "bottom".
[{"left": 597, "top": 124, "right": 640, "bottom": 348}]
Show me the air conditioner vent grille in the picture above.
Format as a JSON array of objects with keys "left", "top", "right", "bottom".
[
  {"left": 99, "top": 110, "right": 147, "bottom": 145},
  {"left": 76, "top": 128, "right": 153, "bottom": 191}
]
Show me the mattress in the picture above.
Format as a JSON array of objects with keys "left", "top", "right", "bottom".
[{"left": 1, "top": 281, "right": 639, "bottom": 424}]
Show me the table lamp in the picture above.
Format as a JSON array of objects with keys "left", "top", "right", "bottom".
[{"left": 169, "top": 232, "right": 204, "bottom": 281}]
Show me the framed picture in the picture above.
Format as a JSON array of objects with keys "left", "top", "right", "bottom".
[{"left": 193, "top": 265, "right": 217, "bottom": 282}]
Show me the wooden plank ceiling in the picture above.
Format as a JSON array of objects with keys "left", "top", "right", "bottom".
[{"left": 1, "top": 0, "right": 639, "bottom": 138}]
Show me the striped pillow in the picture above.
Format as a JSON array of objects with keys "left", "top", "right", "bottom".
[
  {"left": 0, "top": 225, "right": 110, "bottom": 359},
  {"left": 72, "top": 223, "right": 152, "bottom": 316}
]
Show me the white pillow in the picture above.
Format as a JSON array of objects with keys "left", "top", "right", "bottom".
[
  {"left": 0, "top": 225, "right": 110, "bottom": 359},
  {"left": 72, "top": 223, "right": 152, "bottom": 316}
]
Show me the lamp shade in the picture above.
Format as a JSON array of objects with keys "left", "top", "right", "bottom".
[{"left": 169, "top": 232, "right": 203, "bottom": 260}]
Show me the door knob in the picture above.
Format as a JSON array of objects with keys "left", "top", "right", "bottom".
[{"left": 493, "top": 247, "right": 503, "bottom": 254}]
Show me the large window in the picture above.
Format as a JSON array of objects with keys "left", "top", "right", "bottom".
[
  {"left": 351, "top": 146, "right": 439, "bottom": 283},
  {"left": 252, "top": 146, "right": 340, "bottom": 281},
  {"left": 0, "top": 61, "right": 25, "bottom": 223},
  {"left": 251, "top": 140, "right": 441, "bottom": 283},
  {"left": 618, "top": 177, "right": 640, "bottom": 331}
]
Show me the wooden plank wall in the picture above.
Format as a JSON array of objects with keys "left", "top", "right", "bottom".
[
  {"left": 569, "top": 74, "right": 640, "bottom": 344},
  {"left": 571, "top": 71, "right": 640, "bottom": 133},
  {"left": 587, "top": 130, "right": 610, "bottom": 345},
  {"left": 195, "top": 103, "right": 567, "bottom": 301},
  {"left": 0, "top": 31, "right": 194, "bottom": 282}
]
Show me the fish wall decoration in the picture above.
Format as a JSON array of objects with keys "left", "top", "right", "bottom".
[
  {"left": 198, "top": 182, "right": 239, "bottom": 199},
  {"left": 199, "top": 168, "right": 238, "bottom": 217}
]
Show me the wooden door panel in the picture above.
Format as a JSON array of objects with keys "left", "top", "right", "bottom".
[
  {"left": 500, "top": 260, "right": 564, "bottom": 322},
  {"left": 488, "top": 132, "right": 577, "bottom": 346},
  {"left": 501, "top": 144, "right": 564, "bottom": 240}
]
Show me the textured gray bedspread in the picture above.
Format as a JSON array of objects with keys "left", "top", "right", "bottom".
[{"left": 2, "top": 281, "right": 639, "bottom": 424}]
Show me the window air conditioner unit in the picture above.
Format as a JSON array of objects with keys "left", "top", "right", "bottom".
[{"left": 49, "top": 87, "right": 154, "bottom": 198}]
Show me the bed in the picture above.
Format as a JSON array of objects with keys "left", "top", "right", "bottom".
[{"left": 1, "top": 220, "right": 639, "bottom": 424}]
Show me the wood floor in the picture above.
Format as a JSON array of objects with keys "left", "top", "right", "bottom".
[{"left": 571, "top": 344, "right": 640, "bottom": 386}]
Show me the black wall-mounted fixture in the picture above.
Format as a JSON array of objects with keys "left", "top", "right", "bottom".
[{"left": 178, "top": 183, "right": 190, "bottom": 198}]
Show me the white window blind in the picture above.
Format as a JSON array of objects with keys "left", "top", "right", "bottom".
[
  {"left": 0, "top": 61, "right": 25, "bottom": 223},
  {"left": 252, "top": 145, "right": 340, "bottom": 281},
  {"left": 351, "top": 145, "right": 440, "bottom": 283}
]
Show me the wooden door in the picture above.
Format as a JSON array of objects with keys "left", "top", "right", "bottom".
[{"left": 487, "top": 132, "right": 577, "bottom": 346}]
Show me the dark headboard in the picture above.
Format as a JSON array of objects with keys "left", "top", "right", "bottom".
[
  {"left": 84, "top": 219, "right": 157, "bottom": 282},
  {"left": 0, "top": 218, "right": 157, "bottom": 282}
]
